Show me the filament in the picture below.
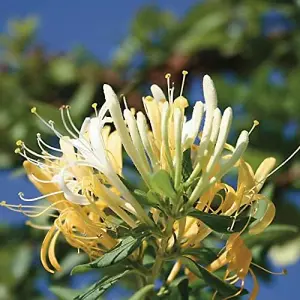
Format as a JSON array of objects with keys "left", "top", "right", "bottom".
[
  {"left": 180, "top": 70, "right": 188, "bottom": 96},
  {"left": 60, "top": 106, "right": 78, "bottom": 139},
  {"left": 18, "top": 190, "right": 64, "bottom": 202},
  {"left": 250, "top": 262, "right": 287, "bottom": 275}
]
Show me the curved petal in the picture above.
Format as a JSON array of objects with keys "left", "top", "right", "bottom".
[{"left": 249, "top": 197, "right": 276, "bottom": 235}]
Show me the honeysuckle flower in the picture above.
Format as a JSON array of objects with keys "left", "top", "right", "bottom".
[
  {"left": 207, "top": 233, "right": 258, "bottom": 299},
  {"left": 103, "top": 73, "right": 249, "bottom": 207},
  {"left": 4, "top": 71, "right": 295, "bottom": 300},
  {"left": 3, "top": 73, "right": 253, "bottom": 274}
]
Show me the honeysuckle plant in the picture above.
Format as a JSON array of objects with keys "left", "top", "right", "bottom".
[{"left": 3, "top": 73, "right": 297, "bottom": 299}]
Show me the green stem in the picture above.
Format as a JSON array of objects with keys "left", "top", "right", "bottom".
[{"left": 151, "top": 217, "right": 174, "bottom": 282}]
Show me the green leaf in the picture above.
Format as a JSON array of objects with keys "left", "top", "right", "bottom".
[
  {"left": 182, "top": 149, "right": 193, "bottom": 181},
  {"left": 72, "top": 234, "right": 148, "bottom": 274},
  {"left": 12, "top": 244, "right": 32, "bottom": 281},
  {"left": 50, "top": 286, "right": 83, "bottom": 300},
  {"left": 69, "top": 82, "right": 96, "bottom": 118},
  {"left": 181, "top": 257, "right": 247, "bottom": 297},
  {"left": 187, "top": 209, "right": 253, "bottom": 233},
  {"left": 151, "top": 170, "right": 176, "bottom": 199},
  {"left": 133, "top": 189, "right": 159, "bottom": 207},
  {"left": 48, "top": 57, "right": 77, "bottom": 84},
  {"left": 118, "top": 175, "right": 138, "bottom": 192},
  {"left": 244, "top": 224, "right": 299, "bottom": 248},
  {"left": 74, "top": 270, "right": 129, "bottom": 300},
  {"left": 128, "top": 284, "right": 155, "bottom": 300},
  {"left": 54, "top": 252, "right": 87, "bottom": 279},
  {"left": 168, "top": 276, "right": 189, "bottom": 300},
  {"left": 182, "top": 247, "right": 217, "bottom": 264}
]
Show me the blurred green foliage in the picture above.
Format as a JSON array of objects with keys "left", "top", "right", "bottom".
[
  {"left": 1, "top": 0, "right": 300, "bottom": 299},
  {"left": 0, "top": 17, "right": 100, "bottom": 168}
]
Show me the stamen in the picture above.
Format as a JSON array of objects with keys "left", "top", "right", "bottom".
[
  {"left": 251, "top": 262, "right": 287, "bottom": 275},
  {"left": 26, "top": 221, "right": 52, "bottom": 230},
  {"left": 18, "top": 152, "right": 60, "bottom": 171},
  {"left": 21, "top": 142, "right": 59, "bottom": 161},
  {"left": 1, "top": 201, "right": 60, "bottom": 218},
  {"left": 180, "top": 70, "right": 188, "bottom": 96},
  {"left": 170, "top": 85, "right": 175, "bottom": 104},
  {"left": 60, "top": 106, "right": 78, "bottom": 139},
  {"left": 249, "top": 120, "right": 259, "bottom": 135},
  {"left": 18, "top": 190, "right": 64, "bottom": 202},
  {"left": 121, "top": 94, "right": 129, "bottom": 110},
  {"left": 66, "top": 106, "right": 80, "bottom": 134},
  {"left": 91, "top": 103, "right": 98, "bottom": 116},
  {"left": 265, "top": 145, "right": 300, "bottom": 180},
  {"left": 165, "top": 73, "right": 171, "bottom": 101},
  {"left": 30, "top": 173, "right": 58, "bottom": 184},
  {"left": 37, "top": 133, "right": 62, "bottom": 153},
  {"left": 31, "top": 108, "right": 62, "bottom": 139}
]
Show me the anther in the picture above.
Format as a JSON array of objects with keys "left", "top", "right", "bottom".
[
  {"left": 92, "top": 103, "right": 98, "bottom": 116},
  {"left": 180, "top": 70, "right": 189, "bottom": 96},
  {"left": 16, "top": 140, "right": 23, "bottom": 146},
  {"left": 31, "top": 107, "right": 37, "bottom": 114}
]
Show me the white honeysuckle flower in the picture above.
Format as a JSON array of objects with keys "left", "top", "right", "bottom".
[
  {"left": 102, "top": 72, "right": 249, "bottom": 206},
  {"left": 15, "top": 105, "right": 152, "bottom": 226}
]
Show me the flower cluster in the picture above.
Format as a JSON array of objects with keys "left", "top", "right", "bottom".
[{"left": 3, "top": 73, "right": 287, "bottom": 299}]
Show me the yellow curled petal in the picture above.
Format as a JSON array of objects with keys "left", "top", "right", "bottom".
[
  {"left": 40, "top": 226, "right": 56, "bottom": 273},
  {"left": 48, "top": 230, "right": 61, "bottom": 272},
  {"left": 238, "top": 160, "right": 255, "bottom": 191},
  {"left": 254, "top": 157, "right": 276, "bottom": 192},
  {"left": 249, "top": 198, "right": 276, "bottom": 235},
  {"left": 249, "top": 268, "right": 259, "bottom": 300}
]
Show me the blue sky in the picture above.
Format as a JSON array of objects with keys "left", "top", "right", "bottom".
[
  {"left": 0, "top": 1, "right": 299, "bottom": 299},
  {"left": 0, "top": 0, "right": 194, "bottom": 61}
]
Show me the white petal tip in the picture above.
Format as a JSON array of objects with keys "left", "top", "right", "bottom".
[
  {"left": 150, "top": 84, "right": 166, "bottom": 102},
  {"left": 103, "top": 84, "right": 115, "bottom": 96}
]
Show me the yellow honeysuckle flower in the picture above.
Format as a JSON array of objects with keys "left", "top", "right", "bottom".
[{"left": 207, "top": 234, "right": 257, "bottom": 299}]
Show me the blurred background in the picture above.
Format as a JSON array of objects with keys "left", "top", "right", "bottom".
[{"left": 1, "top": 0, "right": 300, "bottom": 299}]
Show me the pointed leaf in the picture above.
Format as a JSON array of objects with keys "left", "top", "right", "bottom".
[
  {"left": 134, "top": 189, "right": 159, "bottom": 207},
  {"left": 182, "top": 149, "right": 193, "bottom": 181},
  {"left": 168, "top": 276, "right": 189, "bottom": 300},
  {"left": 50, "top": 286, "right": 83, "bottom": 300},
  {"left": 182, "top": 247, "right": 217, "bottom": 264},
  {"left": 128, "top": 284, "right": 155, "bottom": 300},
  {"left": 181, "top": 257, "right": 247, "bottom": 297},
  {"left": 151, "top": 170, "right": 176, "bottom": 199},
  {"left": 187, "top": 209, "right": 254, "bottom": 233},
  {"left": 74, "top": 270, "right": 129, "bottom": 300},
  {"left": 244, "top": 224, "right": 298, "bottom": 248},
  {"left": 72, "top": 234, "right": 148, "bottom": 274}
]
